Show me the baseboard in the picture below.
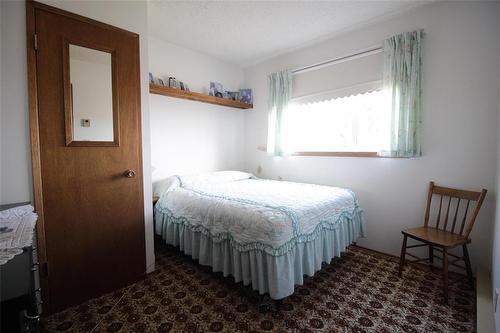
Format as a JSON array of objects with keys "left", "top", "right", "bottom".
[
  {"left": 146, "top": 262, "right": 156, "bottom": 274},
  {"left": 355, "top": 245, "right": 479, "bottom": 283},
  {"left": 476, "top": 271, "right": 495, "bottom": 333}
]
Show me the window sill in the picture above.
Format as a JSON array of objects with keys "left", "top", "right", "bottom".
[
  {"left": 291, "top": 151, "right": 378, "bottom": 157},
  {"left": 257, "top": 146, "right": 393, "bottom": 158}
]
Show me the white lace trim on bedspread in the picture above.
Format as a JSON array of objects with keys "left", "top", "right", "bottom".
[{"left": 0, "top": 205, "right": 37, "bottom": 265}]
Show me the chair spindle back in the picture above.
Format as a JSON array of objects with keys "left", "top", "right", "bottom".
[{"left": 423, "top": 181, "right": 487, "bottom": 238}]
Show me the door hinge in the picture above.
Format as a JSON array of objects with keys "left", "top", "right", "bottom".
[
  {"left": 42, "top": 262, "right": 49, "bottom": 276},
  {"left": 33, "top": 34, "right": 38, "bottom": 51}
]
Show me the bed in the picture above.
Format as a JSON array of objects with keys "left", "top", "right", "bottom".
[{"left": 154, "top": 171, "right": 365, "bottom": 299}]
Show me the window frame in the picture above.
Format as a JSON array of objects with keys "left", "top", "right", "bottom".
[{"left": 257, "top": 146, "right": 375, "bottom": 157}]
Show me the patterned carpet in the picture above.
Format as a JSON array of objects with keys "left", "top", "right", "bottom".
[{"left": 41, "top": 245, "right": 475, "bottom": 332}]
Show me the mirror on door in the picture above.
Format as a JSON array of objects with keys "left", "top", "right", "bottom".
[{"left": 64, "top": 43, "right": 118, "bottom": 146}]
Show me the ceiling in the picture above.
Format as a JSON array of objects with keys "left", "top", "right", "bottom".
[{"left": 148, "top": 1, "right": 428, "bottom": 67}]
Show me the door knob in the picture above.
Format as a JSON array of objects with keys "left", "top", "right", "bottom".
[{"left": 124, "top": 170, "right": 136, "bottom": 178}]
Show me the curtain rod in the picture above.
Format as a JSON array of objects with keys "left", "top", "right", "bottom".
[{"left": 291, "top": 45, "right": 382, "bottom": 75}]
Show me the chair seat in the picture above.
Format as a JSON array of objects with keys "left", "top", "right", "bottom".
[{"left": 402, "top": 227, "right": 470, "bottom": 248}]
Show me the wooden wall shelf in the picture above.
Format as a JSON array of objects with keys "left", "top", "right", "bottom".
[{"left": 149, "top": 84, "right": 253, "bottom": 110}]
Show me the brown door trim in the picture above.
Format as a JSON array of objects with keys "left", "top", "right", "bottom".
[
  {"left": 25, "top": 0, "right": 145, "bottom": 313},
  {"left": 26, "top": 0, "right": 49, "bottom": 309},
  {"left": 27, "top": 1, "right": 140, "bottom": 38}
]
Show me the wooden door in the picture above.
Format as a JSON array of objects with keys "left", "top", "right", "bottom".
[{"left": 27, "top": 2, "right": 145, "bottom": 313}]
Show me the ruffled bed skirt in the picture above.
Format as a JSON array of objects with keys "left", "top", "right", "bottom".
[{"left": 155, "top": 211, "right": 365, "bottom": 299}]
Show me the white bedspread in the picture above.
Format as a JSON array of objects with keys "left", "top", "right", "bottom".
[{"left": 155, "top": 172, "right": 363, "bottom": 256}]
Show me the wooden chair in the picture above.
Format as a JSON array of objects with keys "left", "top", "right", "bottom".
[{"left": 398, "top": 181, "right": 487, "bottom": 302}]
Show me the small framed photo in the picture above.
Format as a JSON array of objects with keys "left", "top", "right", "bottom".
[
  {"left": 229, "top": 91, "right": 239, "bottom": 101},
  {"left": 239, "top": 89, "right": 253, "bottom": 104},
  {"left": 209, "top": 82, "right": 223, "bottom": 97},
  {"left": 168, "top": 77, "right": 176, "bottom": 88}
]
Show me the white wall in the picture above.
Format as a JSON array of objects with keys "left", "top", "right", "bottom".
[
  {"left": 0, "top": 0, "right": 3, "bottom": 205},
  {"left": 1, "top": 1, "right": 31, "bottom": 204},
  {"left": 243, "top": 1, "right": 500, "bottom": 272},
  {"left": 0, "top": 0, "right": 155, "bottom": 273},
  {"left": 148, "top": 37, "right": 246, "bottom": 183}
]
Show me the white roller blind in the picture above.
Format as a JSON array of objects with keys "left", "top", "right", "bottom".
[{"left": 292, "top": 52, "right": 383, "bottom": 104}]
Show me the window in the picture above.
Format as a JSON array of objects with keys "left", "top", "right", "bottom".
[
  {"left": 282, "top": 51, "right": 390, "bottom": 155},
  {"left": 283, "top": 87, "right": 390, "bottom": 153}
]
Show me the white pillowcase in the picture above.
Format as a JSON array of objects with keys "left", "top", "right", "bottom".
[
  {"left": 198, "top": 170, "right": 254, "bottom": 183},
  {"left": 153, "top": 171, "right": 254, "bottom": 197},
  {"left": 153, "top": 176, "right": 180, "bottom": 197}
]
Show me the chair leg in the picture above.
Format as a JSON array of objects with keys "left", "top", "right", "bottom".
[
  {"left": 398, "top": 235, "right": 408, "bottom": 278},
  {"left": 428, "top": 245, "right": 434, "bottom": 271},
  {"left": 462, "top": 244, "right": 474, "bottom": 287},
  {"left": 442, "top": 248, "right": 448, "bottom": 303}
]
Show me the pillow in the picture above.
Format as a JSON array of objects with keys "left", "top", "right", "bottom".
[
  {"left": 153, "top": 171, "right": 254, "bottom": 197},
  {"left": 153, "top": 176, "right": 180, "bottom": 197},
  {"left": 179, "top": 171, "right": 254, "bottom": 189},
  {"left": 203, "top": 170, "right": 254, "bottom": 183}
]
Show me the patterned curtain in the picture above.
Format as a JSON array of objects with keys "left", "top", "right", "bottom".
[
  {"left": 267, "top": 69, "right": 292, "bottom": 156},
  {"left": 381, "top": 30, "right": 423, "bottom": 157}
]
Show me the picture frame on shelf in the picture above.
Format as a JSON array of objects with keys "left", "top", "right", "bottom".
[
  {"left": 168, "top": 77, "right": 176, "bottom": 88},
  {"left": 209, "top": 82, "right": 223, "bottom": 97},
  {"left": 239, "top": 89, "right": 253, "bottom": 104},
  {"left": 227, "top": 91, "right": 239, "bottom": 101}
]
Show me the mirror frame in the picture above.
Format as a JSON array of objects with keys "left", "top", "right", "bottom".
[{"left": 62, "top": 38, "right": 120, "bottom": 146}]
